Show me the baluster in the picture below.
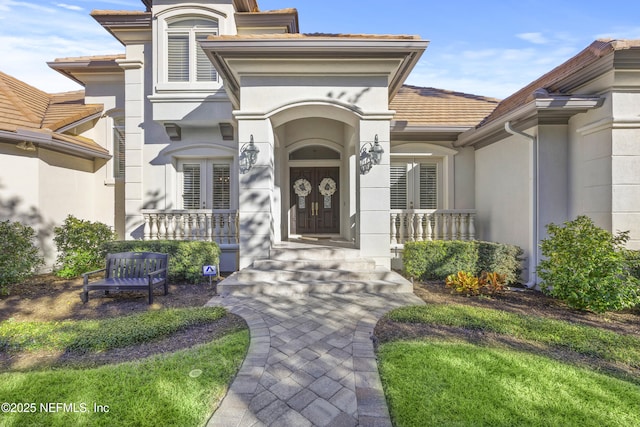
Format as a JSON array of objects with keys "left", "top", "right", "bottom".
[
  {"left": 166, "top": 214, "right": 175, "bottom": 240},
  {"left": 425, "top": 212, "right": 433, "bottom": 241},
  {"left": 460, "top": 213, "right": 468, "bottom": 241},
  {"left": 390, "top": 213, "right": 398, "bottom": 245},
  {"left": 452, "top": 214, "right": 459, "bottom": 240},
  {"left": 199, "top": 213, "right": 206, "bottom": 240},
  {"left": 469, "top": 213, "right": 476, "bottom": 240},
  {"left": 205, "top": 213, "right": 212, "bottom": 242},
  {"left": 212, "top": 212, "right": 219, "bottom": 243},
  {"left": 234, "top": 211, "right": 240, "bottom": 244},
  {"left": 158, "top": 214, "right": 167, "bottom": 240},
  {"left": 143, "top": 213, "right": 151, "bottom": 240},
  {"left": 227, "top": 212, "right": 234, "bottom": 244},
  {"left": 407, "top": 213, "right": 414, "bottom": 242},
  {"left": 433, "top": 213, "right": 439, "bottom": 240},
  {"left": 415, "top": 213, "right": 424, "bottom": 241},
  {"left": 443, "top": 214, "right": 450, "bottom": 240},
  {"left": 149, "top": 214, "right": 158, "bottom": 240},
  {"left": 184, "top": 214, "right": 191, "bottom": 240},
  {"left": 398, "top": 213, "right": 405, "bottom": 244},
  {"left": 174, "top": 214, "right": 182, "bottom": 240}
]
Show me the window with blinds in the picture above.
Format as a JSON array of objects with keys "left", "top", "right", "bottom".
[
  {"left": 390, "top": 165, "right": 408, "bottom": 209},
  {"left": 182, "top": 164, "right": 201, "bottom": 209},
  {"left": 420, "top": 164, "right": 437, "bottom": 209},
  {"left": 168, "top": 34, "right": 189, "bottom": 82},
  {"left": 113, "top": 118, "right": 125, "bottom": 179},
  {"left": 390, "top": 161, "right": 439, "bottom": 209},
  {"left": 167, "top": 18, "right": 218, "bottom": 83},
  {"left": 211, "top": 164, "right": 230, "bottom": 209}
]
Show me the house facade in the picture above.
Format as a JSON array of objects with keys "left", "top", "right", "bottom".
[{"left": 2, "top": 0, "right": 639, "bottom": 283}]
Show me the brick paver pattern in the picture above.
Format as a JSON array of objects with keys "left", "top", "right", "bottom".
[{"left": 206, "top": 293, "right": 423, "bottom": 427}]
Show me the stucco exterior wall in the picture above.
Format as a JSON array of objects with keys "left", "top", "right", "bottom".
[
  {"left": 0, "top": 144, "right": 112, "bottom": 269},
  {"left": 475, "top": 132, "right": 532, "bottom": 271}
]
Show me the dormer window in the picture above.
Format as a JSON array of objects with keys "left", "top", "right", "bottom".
[{"left": 167, "top": 18, "right": 218, "bottom": 83}]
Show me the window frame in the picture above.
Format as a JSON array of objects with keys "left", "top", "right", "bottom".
[
  {"left": 390, "top": 157, "right": 443, "bottom": 210},
  {"left": 177, "top": 159, "right": 233, "bottom": 210},
  {"left": 156, "top": 11, "right": 224, "bottom": 92}
]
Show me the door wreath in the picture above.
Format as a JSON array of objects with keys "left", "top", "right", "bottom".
[{"left": 319, "top": 178, "right": 337, "bottom": 197}]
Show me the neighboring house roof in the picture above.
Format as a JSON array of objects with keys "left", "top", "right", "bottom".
[
  {"left": 391, "top": 85, "right": 499, "bottom": 127},
  {"left": 0, "top": 71, "right": 109, "bottom": 159}
]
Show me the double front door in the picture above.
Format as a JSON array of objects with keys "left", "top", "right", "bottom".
[{"left": 290, "top": 167, "right": 339, "bottom": 234}]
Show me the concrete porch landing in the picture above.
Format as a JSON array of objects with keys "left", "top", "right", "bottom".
[
  {"left": 218, "top": 242, "right": 412, "bottom": 296},
  {"left": 206, "top": 292, "right": 424, "bottom": 427}
]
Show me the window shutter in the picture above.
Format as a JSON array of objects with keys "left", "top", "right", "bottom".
[
  {"left": 113, "top": 119, "right": 125, "bottom": 179},
  {"left": 196, "top": 33, "right": 217, "bottom": 82},
  {"left": 419, "top": 164, "right": 437, "bottom": 209},
  {"left": 390, "top": 165, "right": 407, "bottom": 209},
  {"left": 183, "top": 164, "right": 201, "bottom": 209},
  {"left": 168, "top": 34, "right": 189, "bottom": 82},
  {"left": 212, "top": 164, "right": 230, "bottom": 209}
]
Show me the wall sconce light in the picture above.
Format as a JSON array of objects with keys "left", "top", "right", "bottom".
[
  {"left": 219, "top": 123, "right": 234, "bottom": 141},
  {"left": 359, "top": 134, "right": 384, "bottom": 174},
  {"left": 239, "top": 134, "right": 260, "bottom": 173}
]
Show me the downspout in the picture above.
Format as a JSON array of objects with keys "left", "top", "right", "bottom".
[{"left": 504, "top": 121, "right": 538, "bottom": 288}]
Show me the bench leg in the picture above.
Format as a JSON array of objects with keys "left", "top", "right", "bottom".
[
  {"left": 163, "top": 281, "right": 168, "bottom": 296},
  {"left": 148, "top": 286, "right": 153, "bottom": 304},
  {"left": 80, "top": 291, "right": 89, "bottom": 303}
]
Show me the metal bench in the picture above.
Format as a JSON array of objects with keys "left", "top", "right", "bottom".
[{"left": 80, "top": 252, "right": 168, "bottom": 304}]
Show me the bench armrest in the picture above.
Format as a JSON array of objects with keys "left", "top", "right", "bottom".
[
  {"left": 147, "top": 268, "right": 167, "bottom": 278},
  {"left": 82, "top": 268, "right": 106, "bottom": 284}
]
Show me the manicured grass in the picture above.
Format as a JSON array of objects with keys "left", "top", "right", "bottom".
[
  {"left": 386, "top": 304, "right": 640, "bottom": 367},
  {"left": 0, "top": 330, "right": 249, "bottom": 427},
  {"left": 378, "top": 340, "right": 640, "bottom": 427},
  {"left": 0, "top": 307, "right": 227, "bottom": 352}
]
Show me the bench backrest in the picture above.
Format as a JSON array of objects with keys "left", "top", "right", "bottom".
[{"left": 105, "top": 252, "right": 168, "bottom": 279}]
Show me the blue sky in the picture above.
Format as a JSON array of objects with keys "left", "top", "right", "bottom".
[{"left": 1, "top": 0, "right": 639, "bottom": 98}]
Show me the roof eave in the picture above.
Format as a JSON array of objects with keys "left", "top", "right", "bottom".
[
  {"left": 0, "top": 129, "right": 111, "bottom": 160},
  {"left": 455, "top": 95, "right": 604, "bottom": 148},
  {"left": 91, "top": 11, "right": 152, "bottom": 45},
  {"left": 201, "top": 37, "right": 428, "bottom": 108}
]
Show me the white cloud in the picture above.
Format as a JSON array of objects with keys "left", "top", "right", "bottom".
[
  {"left": 56, "top": 3, "right": 84, "bottom": 12},
  {"left": 517, "top": 32, "right": 549, "bottom": 45}
]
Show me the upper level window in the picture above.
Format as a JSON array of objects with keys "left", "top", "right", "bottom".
[{"left": 167, "top": 18, "right": 218, "bottom": 83}]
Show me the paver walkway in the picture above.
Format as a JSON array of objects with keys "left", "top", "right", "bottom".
[{"left": 206, "top": 292, "right": 424, "bottom": 427}]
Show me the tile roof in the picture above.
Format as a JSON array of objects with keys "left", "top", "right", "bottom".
[
  {"left": 478, "top": 39, "right": 640, "bottom": 128},
  {"left": 211, "top": 33, "right": 421, "bottom": 41},
  {"left": 391, "top": 85, "right": 500, "bottom": 127},
  {"left": 0, "top": 71, "right": 107, "bottom": 157}
]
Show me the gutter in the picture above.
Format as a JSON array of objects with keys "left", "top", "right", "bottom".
[
  {"left": 504, "top": 121, "right": 538, "bottom": 289},
  {"left": 0, "top": 130, "right": 111, "bottom": 160}
]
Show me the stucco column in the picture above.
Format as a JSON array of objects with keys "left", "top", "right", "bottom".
[
  {"left": 358, "top": 120, "right": 391, "bottom": 268},
  {"left": 237, "top": 119, "right": 275, "bottom": 269},
  {"left": 117, "top": 49, "right": 145, "bottom": 239}
]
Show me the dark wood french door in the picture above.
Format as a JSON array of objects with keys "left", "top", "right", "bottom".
[{"left": 290, "top": 167, "right": 340, "bottom": 234}]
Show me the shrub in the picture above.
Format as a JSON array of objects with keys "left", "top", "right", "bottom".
[
  {"left": 102, "top": 240, "right": 220, "bottom": 284},
  {"left": 0, "top": 221, "right": 43, "bottom": 292},
  {"left": 53, "top": 215, "right": 116, "bottom": 278},
  {"left": 403, "top": 240, "right": 522, "bottom": 284},
  {"left": 445, "top": 271, "right": 507, "bottom": 296},
  {"left": 537, "top": 216, "right": 640, "bottom": 313}
]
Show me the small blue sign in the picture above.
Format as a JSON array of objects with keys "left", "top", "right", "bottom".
[{"left": 202, "top": 265, "right": 217, "bottom": 276}]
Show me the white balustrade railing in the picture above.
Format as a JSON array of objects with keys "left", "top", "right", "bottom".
[
  {"left": 390, "top": 209, "right": 476, "bottom": 245},
  {"left": 141, "top": 209, "right": 239, "bottom": 244}
]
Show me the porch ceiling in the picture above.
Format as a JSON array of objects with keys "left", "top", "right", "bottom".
[{"left": 200, "top": 34, "right": 428, "bottom": 109}]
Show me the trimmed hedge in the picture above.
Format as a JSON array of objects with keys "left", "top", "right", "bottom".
[
  {"left": 403, "top": 240, "right": 523, "bottom": 284},
  {"left": 101, "top": 240, "right": 220, "bottom": 284}
]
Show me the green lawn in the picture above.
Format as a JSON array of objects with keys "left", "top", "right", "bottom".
[
  {"left": 0, "top": 307, "right": 248, "bottom": 426},
  {"left": 379, "top": 304, "right": 640, "bottom": 427},
  {"left": 0, "top": 330, "right": 249, "bottom": 427}
]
